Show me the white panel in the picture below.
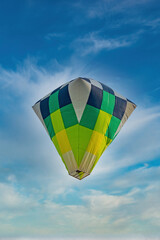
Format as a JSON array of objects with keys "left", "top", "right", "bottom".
[
  {"left": 32, "top": 102, "right": 49, "bottom": 135},
  {"left": 79, "top": 151, "right": 96, "bottom": 174},
  {"left": 69, "top": 170, "right": 89, "bottom": 180},
  {"left": 42, "top": 92, "right": 51, "bottom": 99},
  {"left": 114, "top": 101, "right": 136, "bottom": 137},
  {"left": 60, "top": 81, "right": 70, "bottom": 89},
  {"left": 114, "top": 91, "right": 126, "bottom": 100},
  {"left": 90, "top": 78, "right": 103, "bottom": 89},
  {"left": 68, "top": 78, "right": 91, "bottom": 122},
  {"left": 37, "top": 92, "right": 52, "bottom": 103},
  {"left": 62, "top": 150, "right": 78, "bottom": 174}
]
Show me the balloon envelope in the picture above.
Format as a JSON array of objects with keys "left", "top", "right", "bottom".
[{"left": 33, "top": 77, "right": 136, "bottom": 180}]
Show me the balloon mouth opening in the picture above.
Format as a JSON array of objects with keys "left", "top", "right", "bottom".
[{"left": 69, "top": 169, "right": 90, "bottom": 180}]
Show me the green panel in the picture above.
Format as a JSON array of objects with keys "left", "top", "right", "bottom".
[
  {"left": 80, "top": 104, "right": 99, "bottom": 130},
  {"left": 60, "top": 104, "right": 78, "bottom": 129},
  {"left": 101, "top": 91, "right": 115, "bottom": 115},
  {"left": 106, "top": 136, "right": 112, "bottom": 145},
  {"left": 52, "top": 136, "right": 68, "bottom": 171},
  {"left": 44, "top": 115, "right": 55, "bottom": 138},
  {"left": 50, "top": 109, "right": 65, "bottom": 134},
  {"left": 78, "top": 125, "right": 93, "bottom": 166},
  {"left": 105, "top": 115, "right": 121, "bottom": 139},
  {"left": 66, "top": 124, "right": 92, "bottom": 166},
  {"left": 66, "top": 124, "right": 78, "bottom": 164},
  {"left": 49, "top": 90, "right": 59, "bottom": 114}
]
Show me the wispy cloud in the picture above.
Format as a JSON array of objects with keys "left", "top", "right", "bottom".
[
  {"left": 45, "top": 32, "right": 65, "bottom": 40},
  {"left": 73, "top": 0, "right": 153, "bottom": 19},
  {"left": 79, "top": 0, "right": 153, "bottom": 19},
  {"left": 142, "top": 17, "right": 160, "bottom": 29},
  {"left": 74, "top": 31, "right": 141, "bottom": 55},
  {"left": 71, "top": 0, "right": 160, "bottom": 54},
  {"left": 72, "top": 13, "right": 160, "bottom": 56}
]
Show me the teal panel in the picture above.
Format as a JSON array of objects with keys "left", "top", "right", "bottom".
[
  {"left": 44, "top": 115, "right": 55, "bottom": 138},
  {"left": 80, "top": 104, "right": 99, "bottom": 130},
  {"left": 60, "top": 104, "right": 78, "bottom": 129},
  {"left": 105, "top": 116, "right": 121, "bottom": 140},
  {"left": 49, "top": 90, "right": 59, "bottom": 114},
  {"left": 101, "top": 91, "right": 115, "bottom": 115}
]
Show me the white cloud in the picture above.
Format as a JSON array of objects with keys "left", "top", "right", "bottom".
[
  {"left": 0, "top": 59, "right": 83, "bottom": 200},
  {"left": 82, "top": 190, "right": 134, "bottom": 213},
  {"left": 7, "top": 174, "right": 17, "bottom": 183},
  {"left": 0, "top": 180, "right": 159, "bottom": 237},
  {"left": 0, "top": 182, "right": 38, "bottom": 219},
  {"left": 112, "top": 166, "right": 160, "bottom": 190},
  {"left": 0, "top": 59, "right": 72, "bottom": 105},
  {"left": 0, "top": 60, "right": 160, "bottom": 237}
]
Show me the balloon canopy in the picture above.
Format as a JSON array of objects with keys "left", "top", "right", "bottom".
[{"left": 32, "top": 77, "right": 136, "bottom": 180}]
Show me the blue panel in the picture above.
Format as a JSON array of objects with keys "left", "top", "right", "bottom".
[
  {"left": 40, "top": 97, "right": 50, "bottom": 119},
  {"left": 81, "top": 77, "right": 91, "bottom": 83},
  {"left": 58, "top": 84, "right": 71, "bottom": 108},
  {"left": 69, "top": 79, "right": 74, "bottom": 83},
  {"left": 36, "top": 86, "right": 61, "bottom": 105},
  {"left": 113, "top": 96, "right": 127, "bottom": 120},
  {"left": 87, "top": 85, "right": 103, "bottom": 109},
  {"left": 51, "top": 86, "right": 61, "bottom": 95},
  {"left": 100, "top": 82, "right": 114, "bottom": 95},
  {"left": 127, "top": 98, "right": 136, "bottom": 106}
]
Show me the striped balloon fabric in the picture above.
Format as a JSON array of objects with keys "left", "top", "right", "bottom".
[{"left": 33, "top": 77, "right": 136, "bottom": 180}]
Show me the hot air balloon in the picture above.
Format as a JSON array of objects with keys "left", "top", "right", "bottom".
[{"left": 32, "top": 77, "right": 136, "bottom": 180}]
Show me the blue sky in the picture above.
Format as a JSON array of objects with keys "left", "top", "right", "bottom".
[{"left": 0, "top": 0, "right": 160, "bottom": 239}]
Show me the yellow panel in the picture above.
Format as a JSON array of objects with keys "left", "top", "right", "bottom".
[
  {"left": 90, "top": 136, "right": 113, "bottom": 173},
  {"left": 52, "top": 136, "right": 68, "bottom": 171},
  {"left": 87, "top": 130, "right": 106, "bottom": 156},
  {"left": 52, "top": 135, "right": 62, "bottom": 157},
  {"left": 94, "top": 110, "right": 112, "bottom": 134},
  {"left": 103, "top": 136, "right": 112, "bottom": 151},
  {"left": 56, "top": 129, "right": 71, "bottom": 154},
  {"left": 50, "top": 109, "right": 64, "bottom": 134}
]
